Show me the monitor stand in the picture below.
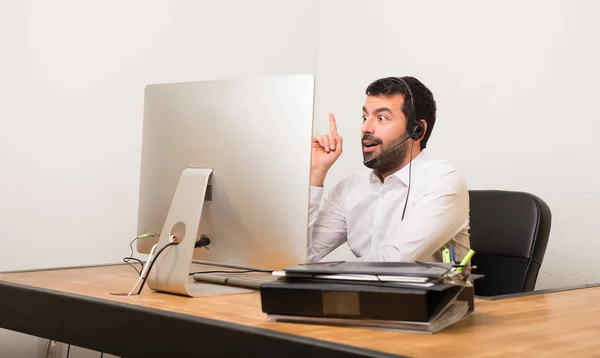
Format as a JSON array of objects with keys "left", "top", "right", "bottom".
[{"left": 146, "top": 168, "right": 252, "bottom": 297}]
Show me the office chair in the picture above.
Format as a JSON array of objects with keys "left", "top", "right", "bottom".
[{"left": 468, "top": 190, "right": 552, "bottom": 296}]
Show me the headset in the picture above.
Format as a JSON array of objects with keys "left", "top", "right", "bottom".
[{"left": 397, "top": 77, "right": 425, "bottom": 140}]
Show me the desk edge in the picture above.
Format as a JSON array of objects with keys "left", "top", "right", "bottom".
[{"left": 0, "top": 279, "right": 404, "bottom": 358}]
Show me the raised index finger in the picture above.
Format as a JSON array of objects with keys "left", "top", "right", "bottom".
[{"left": 329, "top": 113, "right": 338, "bottom": 135}]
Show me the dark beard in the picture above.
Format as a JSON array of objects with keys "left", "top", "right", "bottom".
[{"left": 362, "top": 134, "right": 409, "bottom": 171}]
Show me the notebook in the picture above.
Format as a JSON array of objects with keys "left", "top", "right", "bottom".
[
  {"left": 281, "top": 261, "right": 452, "bottom": 280},
  {"left": 272, "top": 271, "right": 436, "bottom": 285}
]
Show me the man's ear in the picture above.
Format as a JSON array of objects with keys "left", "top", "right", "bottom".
[{"left": 414, "top": 119, "right": 427, "bottom": 142}]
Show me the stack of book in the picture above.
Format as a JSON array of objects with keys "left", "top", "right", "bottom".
[{"left": 259, "top": 261, "right": 477, "bottom": 333}]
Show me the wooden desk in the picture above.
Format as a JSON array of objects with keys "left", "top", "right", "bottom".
[{"left": 1, "top": 264, "right": 600, "bottom": 357}]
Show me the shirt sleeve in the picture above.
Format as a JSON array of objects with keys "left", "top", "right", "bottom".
[
  {"left": 359, "top": 169, "right": 469, "bottom": 262},
  {"left": 307, "top": 184, "right": 348, "bottom": 262}
]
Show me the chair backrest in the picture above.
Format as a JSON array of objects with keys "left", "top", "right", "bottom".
[{"left": 468, "top": 190, "right": 552, "bottom": 296}]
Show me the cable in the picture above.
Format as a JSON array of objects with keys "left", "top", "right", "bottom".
[
  {"left": 66, "top": 344, "right": 71, "bottom": 358},
  {"left": 100, "top": 353, "right": 104, "bottom": 358},
  {"left": 123, "top": 234, "right": 157, "bottom": 275},
  {"left": 194, "top": 235, "right": 210, "bottom": 249},
  {"left": 129, "top": 236, "right": 139, "bottom": 263},
  {"left": 123, "top": 237, "right": 143, "bottom": 275},
  {"left": 44, "top": 340, "right": 52, "bottom": 358},
  {"left": 401, "top": 142, "right": 414, "bottom": 221},
  {"left": 127, "top": 243, "right": 158, "bottom": 296},
  {"left": 136, "top": 242, "right": 179, "bottom": 295},
  {"left": 123, "top": 257, "right": 143, "bottom": 275}
]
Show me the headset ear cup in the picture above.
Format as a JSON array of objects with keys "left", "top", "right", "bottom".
[{"left": 410, "top": 121, "right": 424, "bottom": 139}]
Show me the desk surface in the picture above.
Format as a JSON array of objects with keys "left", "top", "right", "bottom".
[{"left": 1, "top": 264, "right": 600, "bottom": 357}]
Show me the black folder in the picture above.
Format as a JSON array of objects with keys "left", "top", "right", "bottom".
[{"left": 261, "top": 262, "right": 478, "bottom": 333}]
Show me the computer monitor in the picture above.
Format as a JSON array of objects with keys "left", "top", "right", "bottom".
[{"left": 135, "top": 74, "right": 315, "bottom": 296}]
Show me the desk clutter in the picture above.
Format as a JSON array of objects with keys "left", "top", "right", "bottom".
[{"left": 260, "top": 261, "right": 479, "bottom": 333}]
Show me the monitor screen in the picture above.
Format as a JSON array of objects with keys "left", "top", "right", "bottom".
[{"left": 136, "top": 74, "right": 315, "bottom": 270}]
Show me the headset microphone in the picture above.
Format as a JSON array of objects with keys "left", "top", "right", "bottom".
[{"left": 362, "top": 133, "right": 412, "bottom": 165}]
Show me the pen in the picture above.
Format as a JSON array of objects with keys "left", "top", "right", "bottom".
[
  {"left": 456, "top": 249, "right": 476, "bottom": 273},
  {"left": 449, "top": 238, "right": 470, "bottom": 251},
  {"left": 442, "top": 248, "right": 451, "bottom": 263},
  {"left": 449, "top": 245, "right": 455, "bottom": 263}
]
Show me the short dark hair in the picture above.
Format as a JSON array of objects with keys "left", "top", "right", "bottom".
[{"left": 365, "top": 76, "right": 437, "bottom": 149}]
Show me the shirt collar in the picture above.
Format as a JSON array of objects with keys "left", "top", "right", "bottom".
[{"left": 368, "top": 149, "right": 428, "bottom": 186}]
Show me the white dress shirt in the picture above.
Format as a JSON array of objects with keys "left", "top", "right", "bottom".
[{"left": 308, "top": 149, "right": 470, "bottom": 263}]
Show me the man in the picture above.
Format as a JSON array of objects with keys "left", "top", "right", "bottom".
[{"left": 308, "top": 76, "right": 470, "bottom": 263}]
